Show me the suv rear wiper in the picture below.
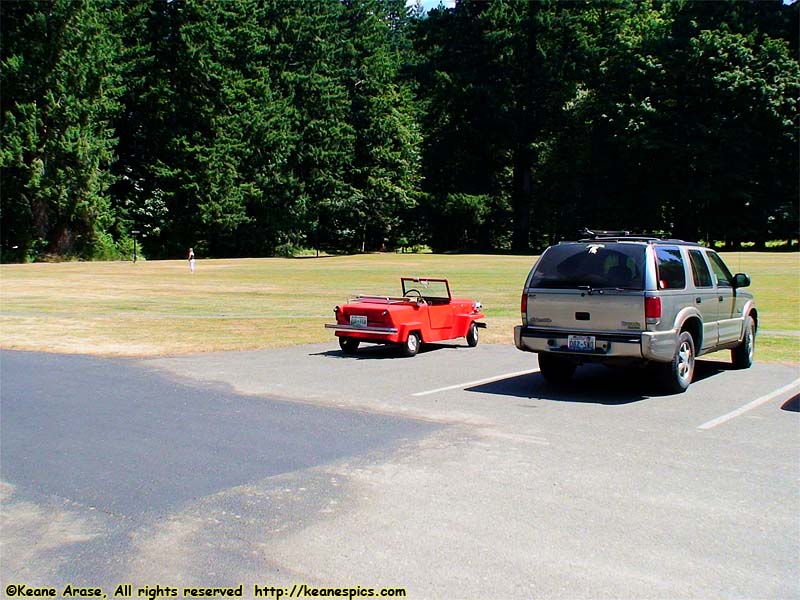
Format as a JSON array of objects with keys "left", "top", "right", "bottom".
[{"left": 578, "top": 285, "right": 636, "bottom": 295}]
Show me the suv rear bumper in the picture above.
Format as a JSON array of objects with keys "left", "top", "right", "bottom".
[{"left": 514, "top": 326, "right": 676, "bottom": 362}]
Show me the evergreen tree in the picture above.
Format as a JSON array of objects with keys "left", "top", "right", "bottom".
[
  {"left": 272, "top": 0, "right": 356, "bottom": 253},
  {"left": 1, "top": 0, "right": 125, "bottom": 260},
  {"left": 341, "top": 0, "right": 421, "bottom": 251},
  {"left": 413, "top": 1, "right": 508, "bottom": 251},
  {"left": 414, "top": 0, "right": 582, "bottom": 251},
  {"left": 2, "top": 0, "right": 797, "bottom": 260},
  {"left": 174, "top": 0, "right": 299, "bottom": 256},
  {"left": 110, "top": 0, "right": 179, "bottom": 258},
  {"left": 556, "top": 0, "right": 799, "bottom": 245}
]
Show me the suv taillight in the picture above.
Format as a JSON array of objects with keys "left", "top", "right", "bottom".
[
  {"left": 645, "top": 296, "right": 661, "bottom": 324},
  {"left": 521, "top": 292, "right": 528, "bottom": 321}
]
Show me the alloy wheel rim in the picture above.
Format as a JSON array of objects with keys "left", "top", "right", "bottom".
[{"left": 677, "top": 340, "right": 694, "bottom": 383}]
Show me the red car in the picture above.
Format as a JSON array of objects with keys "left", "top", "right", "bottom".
[{"left": 325, "top": 277, "right": 486, "bottom": 356}]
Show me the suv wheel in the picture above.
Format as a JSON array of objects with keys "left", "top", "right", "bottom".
[
  {"left": 731, "top": 315, "right": 755, "bottom": 369},
  {"left": 663, "top": 331, "right": 695, "bottom": 393},
  {"left": 538, "top": 353, "right": 576, "bottom": 385}
]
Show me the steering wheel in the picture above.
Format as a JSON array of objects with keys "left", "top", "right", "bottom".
[{"left": 404, "top": 289, "right": 422, "bottom": 298}]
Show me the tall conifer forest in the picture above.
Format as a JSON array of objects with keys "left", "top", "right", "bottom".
[{"left": 2, "top": 0, "right": 797, "bottom": 261}]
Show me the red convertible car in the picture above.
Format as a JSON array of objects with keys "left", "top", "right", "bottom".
[{"left": 325, "top": 277, "right": 486, "bottom": 356}]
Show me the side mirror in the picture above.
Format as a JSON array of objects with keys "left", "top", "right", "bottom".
[{"left": 733, "top": 273, "right": 751, "bottom": 289}]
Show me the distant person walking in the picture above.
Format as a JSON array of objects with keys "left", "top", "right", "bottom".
[{"left": 188, "top": 247, "right": 195, "bottom": 273}]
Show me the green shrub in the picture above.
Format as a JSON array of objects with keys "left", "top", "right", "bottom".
[{"left": 90, "top": 233, "right": 143, "bottom": 261}]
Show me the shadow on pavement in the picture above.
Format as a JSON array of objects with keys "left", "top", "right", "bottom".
[
  {"left": 466, "top": 359, "right": 732, "bottom": 405},
  {"left": 1, "top": 351, "right": 438, "bottom": 517},
  {"left": 311, "top": 341, "right": 466, "bottom": 360},
  {"left": 781, "top": 394, "right": 799, "bottom": 412}
]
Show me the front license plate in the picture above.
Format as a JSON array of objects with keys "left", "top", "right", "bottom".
[
  {"left": 568, "top": 335, "right": 595, "bottom": 352},
  {"left": 350, "top": 315, "right": 368, "bottom": 327}
]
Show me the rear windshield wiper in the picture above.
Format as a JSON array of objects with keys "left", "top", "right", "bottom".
[{"left": 578, "top": 285, "right": 638, "bottom": 295}]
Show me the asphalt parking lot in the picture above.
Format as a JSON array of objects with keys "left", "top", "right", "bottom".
[
  {"left": 2, "top": 342, "right": 799, "bottom": 599},
  {"left": 146, "top": 342, "right": 800, "bottom": 599}
]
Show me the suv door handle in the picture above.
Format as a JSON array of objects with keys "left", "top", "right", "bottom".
[
  {"left": 695, "top": 298, "right": 702, "bottom": 304},
  {"left": 718, "top": 296, "right": 724, "bottom": 302}
]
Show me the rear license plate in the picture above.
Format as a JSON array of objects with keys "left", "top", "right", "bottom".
[
  {"left": 350, "top": 315, "right": 368, "bottom": 327},
  {"left": 568, "top": 335, "right": 595, "bottom": 352}
]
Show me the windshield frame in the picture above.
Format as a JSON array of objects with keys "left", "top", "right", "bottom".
[{"left": 401, "top": 277, "right": 451, "bottom": 301}]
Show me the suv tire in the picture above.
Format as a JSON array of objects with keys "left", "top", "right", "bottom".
[
  {"left": 538, "top": 353, "right": 576, "bottom": 385},
  {"left": 663, "top": 331, "right": 695, "bottom": 393},
  {"left": 731, "top": 315, "right": 755, "bottom": 369}
]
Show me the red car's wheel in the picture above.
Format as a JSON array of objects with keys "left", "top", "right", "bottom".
[
  {"left": 402, "top": 331, "right": 420, "bottom": 357},
  {"left": 466, "top": 322, "right": 479, "bottom": 347},
  {"left": 339, "top": 337, "right": 360, "bottom": 354}
]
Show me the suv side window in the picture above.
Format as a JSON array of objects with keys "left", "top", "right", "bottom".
[
  {"left": 655, "top": 246, "right": 686, "bottom": 290},
  {"left": 707, "top": 252, "right": 734, "bottom": 287},
  {"left": 688, "top": 250, "right": 713, "bottom": 288}
]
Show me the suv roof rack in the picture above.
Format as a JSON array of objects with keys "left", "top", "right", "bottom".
[
  {"left": 576, "top": 228, "right": 687, "bottom": 244},
  {"left": 580, "top": 228, "right": 631, "bottom": 238}
]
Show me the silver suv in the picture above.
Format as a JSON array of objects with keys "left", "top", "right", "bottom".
[{"left": 514, "top": 232, "right": 757, "bottom": 392}]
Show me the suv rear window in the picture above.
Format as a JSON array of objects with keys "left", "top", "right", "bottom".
[{"left": 529, "top": 243, "right": 645, "bottom": 290}]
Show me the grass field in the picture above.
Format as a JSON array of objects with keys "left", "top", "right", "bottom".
[{"left": 1, "top": 252, "right": 798, "bottom": 363}]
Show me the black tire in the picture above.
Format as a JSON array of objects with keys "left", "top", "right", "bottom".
[
  {"left": 339, "top": 337, "right": 360, "bottom": 354},
  {"left": 401, "top": 331, "right": 421, "bottom": 357},
  {"left": 538, "top": 353, "right": 576, "bottom": 385},
  {"left": 662, "top": 331, "right": 695, "bottom": 393},
  {"left": 466, "top": 322, "right": 479, "bottom": 347},
  {"left": 731, "top": 315, "right": 755, "bottom": 369}
]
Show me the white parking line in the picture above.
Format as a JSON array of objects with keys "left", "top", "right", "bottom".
[
  {"left": 412, "top": 369, "right": 540, "bottom": 397},
  {"left": 697, "top": 378, "right": 800, "bottom": 431}
]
